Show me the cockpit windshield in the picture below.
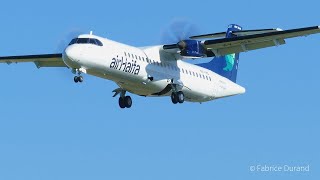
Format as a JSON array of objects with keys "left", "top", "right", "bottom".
[{"left": 68, "top": 38, "right": 103, "bottom": 46}]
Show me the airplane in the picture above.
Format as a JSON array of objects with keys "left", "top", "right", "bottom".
[{"left": 1, "top": 24, "right": 320, "bottom": 109}]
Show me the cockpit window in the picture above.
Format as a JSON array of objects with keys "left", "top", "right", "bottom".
[
  {"left": 95, "top": 39, "right": 103, "bottom": 46},
  {"left": 68, "top": 38, "right": 103, "bottom": 46},
  {"left": 69, "top": 38, "right": 77, "bottom": 45},
  {"left": 77, "top": 38, "right": 89, "bottom": 44},
  {"left": 89, "top": 38, "right": 97, "bottom": 45}
]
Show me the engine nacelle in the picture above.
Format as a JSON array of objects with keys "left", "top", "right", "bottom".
[{"left": 178, "top": 40, "right": 205, "bottom": 57}]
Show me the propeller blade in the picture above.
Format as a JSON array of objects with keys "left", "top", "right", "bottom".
[
  {"left": 161, "top": 19, "right": 199, "bottom": 44},
  {"left": 56, "top": 29, "right": 85, "bottom": 53}
]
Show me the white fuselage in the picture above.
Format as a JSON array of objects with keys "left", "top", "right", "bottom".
[{"left": 63, "top": 34, "right": 245, "bottom": 102}]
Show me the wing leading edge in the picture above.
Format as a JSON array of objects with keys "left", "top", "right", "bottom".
[
  {"left": 190, "top": 28, "right": 283, "bottom": 40},
  {"left": 0, "top": 54, "right": 66, "bottom": 68}
]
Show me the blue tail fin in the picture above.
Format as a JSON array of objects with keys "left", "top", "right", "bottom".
[{"left": 198, "top": 24, "right": 242, "bottom": 83}]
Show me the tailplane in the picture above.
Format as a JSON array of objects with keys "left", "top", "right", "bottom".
[{"left": 197, "top": 24, "right": 242, "bottom": 83}]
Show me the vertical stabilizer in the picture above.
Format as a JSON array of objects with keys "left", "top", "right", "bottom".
[{"left": 198, "top": 24, "right": 242, "bottom": 83}]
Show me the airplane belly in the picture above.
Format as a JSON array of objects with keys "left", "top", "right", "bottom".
[
  {"left": 121, "top": 79, "right": 169, "bottom": 96},
  {"left": 86, "top": 66, "right": 168, "bottom": 96}
]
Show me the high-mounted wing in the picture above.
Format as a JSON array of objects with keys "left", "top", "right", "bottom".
[
  {"left": 0, "top": 54, "right": 66, "bottom": 68},
  {"left": 162, "top": 26, "right": 320, "bottom": 58},
  {"left": 203, "top": 26, "right": 320, "bottom": 56}
]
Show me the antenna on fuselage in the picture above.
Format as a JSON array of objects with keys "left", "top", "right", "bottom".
[{"left": 90, "top": 31, "right": 93, "bottom": 35}]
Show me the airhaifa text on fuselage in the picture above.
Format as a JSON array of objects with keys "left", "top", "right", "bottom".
[{"left": 109, "top": 56, "right": 141, "bottom": 75}]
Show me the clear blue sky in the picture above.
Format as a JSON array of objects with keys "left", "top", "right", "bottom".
[{"left": 0, "top": 0, "right": 319, "bottom": 179}]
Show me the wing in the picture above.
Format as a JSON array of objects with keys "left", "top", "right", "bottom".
[
  {"left": 203, "top": 26, "right": 320, "bottom": 56},
  {"left": 163, "top": 26, "right": 320, "bottom": 57},
  {"left": 0, "top": 53, "right": 67, "bottom": 68}
]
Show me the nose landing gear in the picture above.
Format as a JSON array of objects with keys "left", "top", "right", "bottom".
[
  {"left": 73, "top": 68, "right": 85, "bottom": 83},
  {"left": 74, "top": 75, "right": 83, "bottom": 83}
]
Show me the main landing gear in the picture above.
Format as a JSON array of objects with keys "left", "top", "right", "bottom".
[
  {"left": 169, "top": 81, "right": 184, "bottom": 105},
  {"left": 171, "top": 91, "right": 184, "bottom": 104},
  {"left": 118, "top": 96, "right": 132, "bottom": 109},
  {"left": 112, "top": 88, "right": 133, "bottom": 109}
]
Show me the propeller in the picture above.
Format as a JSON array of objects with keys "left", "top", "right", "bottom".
[
  {"left": 53, "top": 29, "right": 86, "bottom": 79},
  {"left": 56, "top": 29, "right": 85, "bottom": 53},
  {"left": 160, "top": 19, "right": 199, "bottom": 44}
]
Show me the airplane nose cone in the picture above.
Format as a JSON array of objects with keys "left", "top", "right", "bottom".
[
  {"left": 62, "top": 45, "right": 81, "bottom": 69},
  {"left": 64, "top": 46, "right": 77, "bottom": 61}
]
